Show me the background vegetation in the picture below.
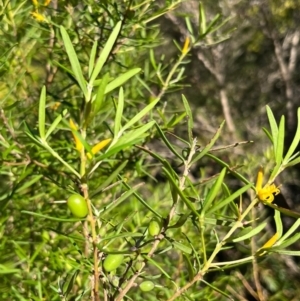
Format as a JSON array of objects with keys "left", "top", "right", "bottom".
[{"left": 1, "top": 0, "right": 300, "bottom": 300}]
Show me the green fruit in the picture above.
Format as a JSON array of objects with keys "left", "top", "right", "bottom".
[
  {"left": 67, "top": 194, "right": 88, "bottom": 218},
  {"left": 139, "top": 281, "right": 155, "bottom": 292},
  {"left": 148, "top": 217, "right": 162, "bottom": 236},
  {"left": 103, "top": 254, "right": 124, "bottom": 272}
]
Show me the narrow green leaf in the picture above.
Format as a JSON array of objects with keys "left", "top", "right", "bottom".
[
  {"left": 232, "top": 222, "right": 267, "bottom": 243},
  {"left": 285, "top": 155, "right": 300, "bottom": 167},
  {"left": 263, "top": 202, "right": 300, "bottom": 219},
  {"left": 205, "top": 153, "right": 254, "bottom": 188},
  {"left": 38, "top": 86, "right": 46, "bottom": 140},
  {"left": 273, "top": 233, "right": 300, "bottom": 250},
  {"left": 155, "top": 122, "right": 185, "bottom": 161},
  {"left": 45, "top": 109, "right": 68, "bottom": 140},
  {"left": 142, "top": 255, "right": 171, "bottom": 279},
  {"left": 100, "top": 232, "right": 143, "bottom": 242},
  {"left": 22, "top": 211, "right": 83, "bottom": 222},
  {"left": 167, "top": 239, "right": 193, "bottom": 254},
  {"left": 107, "top": 121, "right": 155, "bottom": 155},
  {"left": 90, "top": 161, "right": 128, "bottom": 197},
  {"left": 199, "top": 2, "right": 206, "bottom": 35},
  {"left": 89, "top": 21, "right": 122, "bottom": 85},
  {"left": 204, "top": 14, "right": 221, "bottom": 35},
  {"left": 185, "top": 16, "right": 194, "bottom": 36},
  {"left": 119, "top": 176, "right": 162, "bottom": 218},
  {"left": 121, "top": 98, "right": 160, "bottom": 133},
  {"left": 163, "top": 167, "right": 200, "bottom": 217},
  {"left": 88, "top": 41, "right": 98, "bottom": 79},
  {"left": 262, "top": 127, "right": 273, "bottom": 143},
  {"left": 275, "top": 116, "right": 285, "bottom": 165},
  {"left": 283, "top": 108, "right": 300, "bottom": 164},
  {"left": 272, "top": 250, "right": 300, "bottom": 256},
  {"left": 192, "top": 121, "right": 225, "bottom": 164},
  {"left": 266, "top": 105, "right": 278, "bottom": 159},
  {"left": 183, "top": 254, "right": 195, "bottom": 281},
  {"left": 60, "top": 26, "right": 87, "bottom": 97},
  {"left": 274, "top": 209, "right": 283, "bottom": 239},
  {"left": 114, "top": 87, "right": 124, "bottom": 137},
  {"left": 103, "top": 68, "right": 141, "bottom": 94},
  {"left": 182, "top": 94, "right": 194, "bottom": 143},
  {"left": 202, "top": 167, "right": 227, "bottom": 212},
  {"left": 207, "top": 183, "right": 252, "bottom": 215},
  {"left": 201, "top": 279, "right": 234, "bottom": 301},
  {"left": 93, "top": 73, "right": 110, "bottom": 115},
  {"left": 275, "top": 218, "right": 300, "bottom": 246},
  {"left": 64, "top": 270, "right": 80, "bottom": 297},
  {"left": 15, "top": 175, "right": 43, "bottom": 193}
]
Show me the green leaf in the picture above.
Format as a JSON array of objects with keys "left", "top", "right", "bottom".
[
  {"left": 162, "top": 167, "right": 199, "bottom": 217},
  {"left": 15, "top": 175, "right": 43, "bottom": 193},
  {"left": 88, "top": 41, "right": 98, "bottom": 79},
  {"left": 205, "top": 153, "right": 254, "bottom": 188},
  {"left": 143, "top": 255, "right": 172, "bottom": 279},
  {"left": 100, "top": 232, "right": 143, "bottom": 242},
  {"left": 266, "top": 105, "right": 278, "bottom": 159},
  {"left": 283, "top": 108, "right": 300, "bottom": 164},
  {"left": 119, "top": 176, "right": 162, "bottom": 218},
  {"left": 274, "top": 209, "right": 283, "bottom": 239},
  {"left": 121, "top": 97, "right": 160, "bottom": 133},
  {"left": 45, "top": 109, "right": 68, "bottom": 140},
  {"left": 60, "top": 26, "right": 87, "bottom": 97},
  {"left": 198, "top": 2, "right": 206, "bottom": 35},
  {"left": 275, "top": 218, "right": 300, "bottom": 247},
  {"left": 21, "top": 211, "right": 84, "bottom": 222},
  {"left": 114, "top": 87, "right": 124, "bottom": 137},
  {"left": 202, "top": 167, "right": 227, "bottom": 212},
  {"left": 262, "top": 127, "right": 273, "bottom": 143},
  {"left": 155, "top": 122, "right": 185, "bottom": 161},
  {"left": 64, "top": 269, "right": 80, "bottom": 297},
  {"left": 38, "top": 86, "right": 46, "bottom": 140},
  {"left": 104, "top": 121, "right": 155, "bottom": 159},
  {"left": 90, "top": 160, "right": 128, "bottom": 197},
  {"left": 275, "top": 116, "right": 285, "bottom": 165},
  {"left": 92, "top": 73, "right": 110, "bottom": 115},
  {"left": 206, "top": 183, "right": 252, "bottom": 215},
  {"left": 182, "top": 94, "right": 193, "bottom": 143},
  {"left": 263, "top": 202, "right": 300, "bottom": 219},
  {"left": 89, "top": 21, "right": 122, "bottom": 85},
  {"left": 104, "top": 68, "right": 141, "bottom": 94},
  {"left": 100, "top": 185, "right": 141, "bottom": 216},
  {"left": 271, "top": 250, "right": 300, "bottom": 256},
  {"left": 200, "top": 279, "right": 234, "bottom": 301},
  {"left": 192, "top": 121, "right": 225, "bottom": 163},
  {"left": 232, "top": 222, "right": 267, "bottom": 243},
  {"left": 273, "top": 233, "right": 300, "bottom": 250}
]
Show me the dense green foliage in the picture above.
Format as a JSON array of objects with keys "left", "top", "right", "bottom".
[{"left": 1, "top": 1, "right": 300, "bottom": 301}]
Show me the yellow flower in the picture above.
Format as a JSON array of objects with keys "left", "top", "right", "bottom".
[
  {"left": 31, "top": 11, "right": 46, "bottom": 22},
  {"left": 69, "top": 119, "right": 83, "bottom": 152},
  {"left": 87, "top": 139, "right": 112, "bottom": 159},
  {"left": 69, "top": 119, "right": 111, "bottom": 158},
  {"left": 182, "top": 36, "right": 190, "bottom": 54},
  {"left": 255, "top": 167, "right": 280, "bottom": 203}
]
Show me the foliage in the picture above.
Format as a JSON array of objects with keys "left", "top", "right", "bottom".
[{"left": 1, "top": 1, "right": 300, "bottom": 301}]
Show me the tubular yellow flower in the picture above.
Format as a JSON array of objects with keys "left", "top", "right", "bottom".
[
  {"left": 182, "top": 36, "right": 190, "bottom": 54},
  {"left": 44, "top": 0, "right": 51, "bottom": 6},
  {"left": 87, "top": 138, "right": 111, "bottom": 159},
  {"left": 31, "top": 11, "right": 46, "bottom": 22},
  {"left": 69, "top": 119, "right": 83, "bottom": 152},
  {"left": 261, "top": 232, "right": 279, "bottom": 249},
  {"left": 255, "top": 167, "right": 280, "bottom": 203},
  {"left": 32, "top": 0, "right": 39, "bottom": 7}
]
